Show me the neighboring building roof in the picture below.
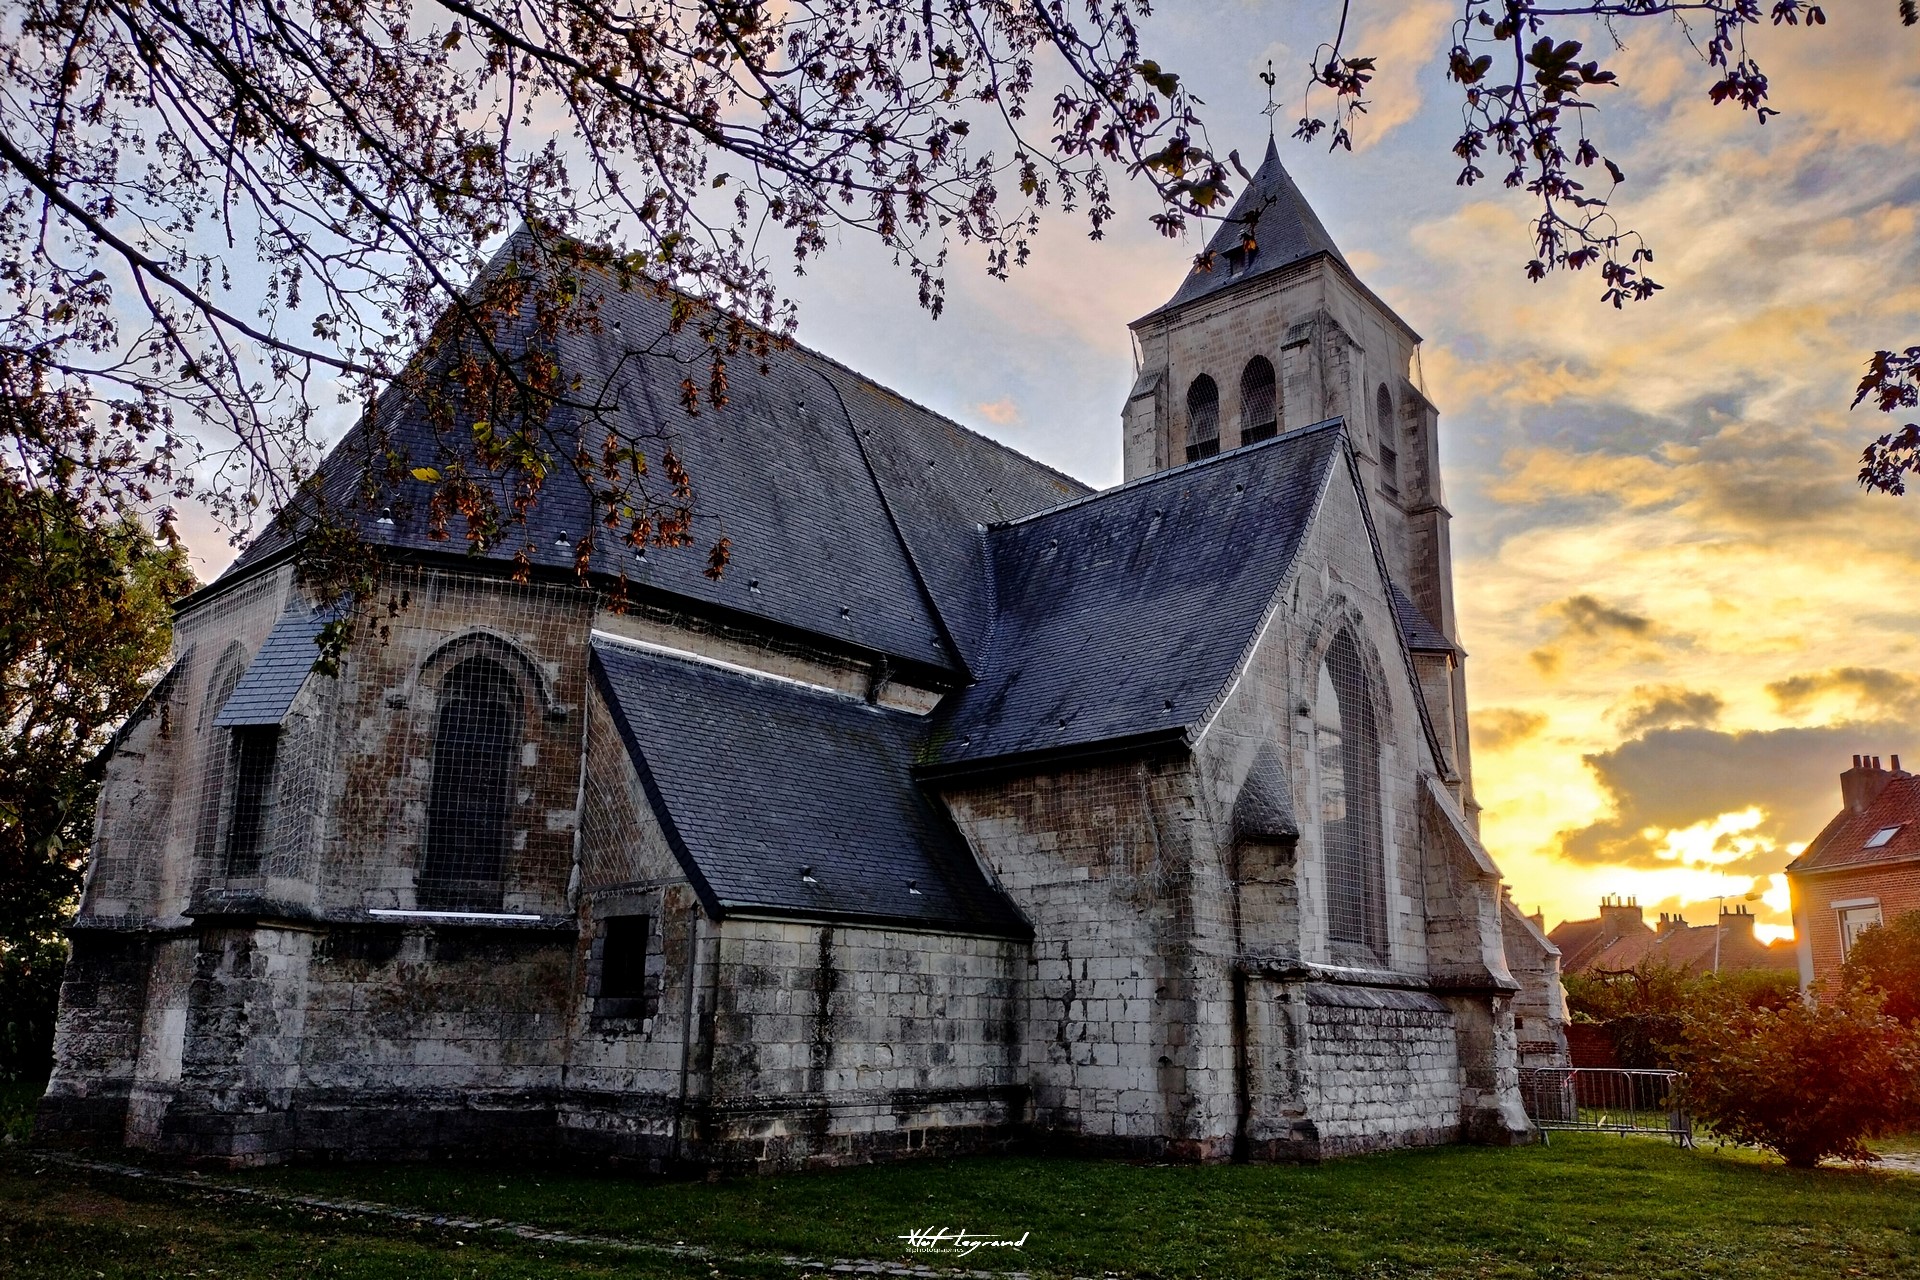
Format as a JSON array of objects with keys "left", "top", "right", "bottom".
[
  {"left": 1550, "top": 908, "right": 1795, "bottom": 976},
  {"left": 1138, "top": 138, "right": 1347, "bottom": 321},
  {"left": 1390, "top": 583, "right": 1456, "bottom": 655},
  {"left": 1788, "top": 771, "right": 1920, "bottom": 874},
  {"left": 213, "top": 602, "right": 336, "bottom": 728},
  {"left": 589, "top": 636, "right": 1029, "bottom": 937},
  {"left": 219, "top": 259, "right": 1086, "bottom": 679},
  {"left": 920, "top": 420, "right": 1345, "bottom": 775}
]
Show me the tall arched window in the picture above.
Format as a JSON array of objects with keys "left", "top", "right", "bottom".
[
  {"left": 421, "top": 657, "right": 522, "bottom": 911},
  {"left": 1185, "top": 374, "right": 1220, "bottom": 462},
  {"left": 1376, "top": 384, "right": 1399, "bottom": 495},
  {"left": 1240, "top": 357, "right": 1278, "bottom": 445},
  {"left": 1317, "top": 629, "right": 1386, "bottom": 958},
  {"left": 193, "top": 644, "right": 247, "bottom": 864}
]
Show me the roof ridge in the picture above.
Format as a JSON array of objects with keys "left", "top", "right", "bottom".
[{"left": 988, "top": 417, "right": 1348, "bottom": 531}]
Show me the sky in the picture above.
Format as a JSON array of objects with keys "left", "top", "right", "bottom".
[{"left": 178, "top": 1, "right": 1920, "bottom": 939}]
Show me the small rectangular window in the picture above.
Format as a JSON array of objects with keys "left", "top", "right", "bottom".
[
  {"left": 598, "top": 915, "right": 651, "bottom": 1004},
  {"left": 1380, "top": 446, "right": 1400, "bottom": 494},
  {"left": 224, "top": 727, "right": 279, "bottom": 877},
  {"left": 1864, "top": 824, "right": 1902, "bottom": 849},
  {"left": 1840, "top": 904, "right": 1884, "bottom": 957}
]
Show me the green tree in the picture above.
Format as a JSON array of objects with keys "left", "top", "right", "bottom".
[
  {"left": 1673, "top": 984, "right": 1920, "bottom": 1167},
  {"left": 1843, "top": 910, "right": 1920, "bottom": 1025},
  {"left": 0, "top": 475, "right": 193, "bottom": 1082}
]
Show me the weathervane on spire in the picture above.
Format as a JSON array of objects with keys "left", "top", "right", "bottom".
[{"left": 1260, "top": 60, "right": 1281, "bottom": 138}]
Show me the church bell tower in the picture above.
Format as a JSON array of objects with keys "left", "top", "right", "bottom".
[{"left": 1124, "top": 139, "right": 1479, "bottom": 817}]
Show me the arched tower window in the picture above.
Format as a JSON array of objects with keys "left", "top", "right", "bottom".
[
  {"left": 1316, "top": 629, "right": 1386, "bottom": 958},
  {"left": 1185, "top": 374, "right": 1220, "bottom": 462},
  {"left": 193, "top": 644, "right": 247, "bottom": 864},
  {"left": 421, "top": 656, "right": 522, "bottom": 911},
  {"left": 1240, "top": 357, "right": 1278, "bottom": 445},
  {"left": 1376, "top": 384, "right": 1399, "bottom": 495}
]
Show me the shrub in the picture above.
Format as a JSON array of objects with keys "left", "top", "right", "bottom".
[
  {"left": 1842, "top": 909, "right": 1920, "bottom": 1025},
  {"left": 1564, "top": 964, "right": 1800, "bottom": 1068},
  {"left": 1673, "top": 984, "right": 1920, "bottom": 1167}
]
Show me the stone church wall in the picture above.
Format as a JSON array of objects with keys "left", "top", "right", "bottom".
[{"left": 941, "top": 757, "right": 1242, "bottom": 1159}]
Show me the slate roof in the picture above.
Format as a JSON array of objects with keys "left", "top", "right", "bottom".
[
  {"left": 1390, "top": 583, "right": 1457, "bottom": 655},
  {"left": 221, "top": 254, "right": 1085, "bottom": 679},
  {"left": 1140, "top": 138, "right": 1347, "bottom": 321},
  {"left": 213, "top": 602, "right": 336, "bottom": 727},
  {"left": 921, "top": 421, "right": 1345, "bottom": 774},
  {"left": 1789, "top": 771, "right": 1920, "bottom": 874},
  {"left": 590, "top": 636, "right": 1029, "bottom": 937}
]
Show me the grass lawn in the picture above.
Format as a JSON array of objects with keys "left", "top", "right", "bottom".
[{"left": 3, "top": 1084, "right": 1918, "bottom": 1278}]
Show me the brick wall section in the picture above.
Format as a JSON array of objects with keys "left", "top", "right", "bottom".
[{"left": 1790, "top": 859, "right": 1920, "bottom": 989}]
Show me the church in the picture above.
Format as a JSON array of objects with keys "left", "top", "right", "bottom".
[{"left": 39, "top": 140, "right": 1564, "bottom": 1168}]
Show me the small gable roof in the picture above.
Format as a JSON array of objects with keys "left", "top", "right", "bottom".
[
  {"left": 590, "top": 636, "right": 1028, "bottom": 937},
  {"left": 213, "top": 601, "right": 336, "bottom": 728},
  {"left": 1139, "top": 138, "right": 1347, "bottom": 321},
  {"left": 1390, "top": 583, "right": 1457, "bottom": 655},
  {"left": 920, "top": 421, "right": 1344, "bottom": 776},
  {"left": 1789, "top": 771, "right": 1920, "bottom": 874}
]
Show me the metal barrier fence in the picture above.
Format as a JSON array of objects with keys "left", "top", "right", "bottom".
[{"left": 1517, "top": 1067, "right": 1693, "bottom": 1145}]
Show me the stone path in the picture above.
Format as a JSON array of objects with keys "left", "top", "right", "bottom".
[{"left": 34, "top": 1154, "right": 1056, "bottom": 1279}]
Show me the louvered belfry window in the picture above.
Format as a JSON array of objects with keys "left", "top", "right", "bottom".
[
  {"left": 1186, "top": 374, "right": 1220, "bottom": 461},
  {"left": 421, "top": 657, "right": 521, "bottom": 911},
  {"left": 1241, "top": 356, "right": 1278, "bottom": 445},
  {"left": 1317, "top": 629, "right": 1387, "bottom": 958},
  {"left": 1376, "top": 384, "right": 1399, "bottom": 494}
]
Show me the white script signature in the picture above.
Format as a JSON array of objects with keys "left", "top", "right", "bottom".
[{"left": 898, "top": 1226, "right": 1031, "bottom": 1257}]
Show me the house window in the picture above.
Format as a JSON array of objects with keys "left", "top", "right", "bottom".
[
  {"left": 1864, "top": 824, "right": 1902, "bottom": 849},
  {"left": 596, "top": 915, "right": 651, "bottom": 1014},
  {"left": 421, "top": 656, "right": 521, "bottom": 911},
  {"left": 223, "top": 727, "right": 280, "bottom": 877},
  {"left": 1376, "top": 384, "right": 1399, "bottom": 495},
  {"left": 1185, "top": 375, "right": 1220, "bottom": 461},
  {"left": 1317, "top": 628, "right": 1386, "bottom": 959},
  {"left": 1839, "top": 903, "right": 1884, "bottom": 957},
  {"left": 1240, "top": 357, "right": 1277, "bottom": 445}
]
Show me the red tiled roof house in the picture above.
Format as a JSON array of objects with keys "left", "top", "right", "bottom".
[{"left": 1786, "top": 755, "right": 1920, "bottom": 991}]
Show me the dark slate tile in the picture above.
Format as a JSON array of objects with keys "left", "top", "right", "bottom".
[
  {"left": 924, "top": 422, "right": 1345, "bottom": 772},
  {"left": 213, "top": 603, "right": 334, "bottom": 727},
  {"left": 590, "top": 638, "right": 1028, "bottom": 937}
]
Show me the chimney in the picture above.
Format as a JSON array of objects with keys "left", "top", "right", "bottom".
[
  {"left": 1657, "top": 912, "right": 1687, "bottom": 937},
  {"left": 1598, "top": 895, "right": 1644, "bottom": 942},
  {"left": 1842, "top": 755, "right": 1897, "bottom": 814},
  {"left": 1719, "top": 904, "right": 1756, "bottom": 941}
]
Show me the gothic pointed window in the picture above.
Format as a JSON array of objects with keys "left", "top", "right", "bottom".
[
  {"left": 193, "top": 644, "right": 247, "bottom": 865},
  {"left": 1376, "top": 384, "right": 1400, "bottom": 496},
  {"left": 1317, "top": 629, "right": 1386, "bottom": 959},
  {"left": 421, "top": 657, "right": 521, "bottom": 911},
  {"left": 1185, "top": 374, "right": 1220, "bottom": 462},
  {"left": 1241, "top": 357, "right": 1278, "bottom": 445}
]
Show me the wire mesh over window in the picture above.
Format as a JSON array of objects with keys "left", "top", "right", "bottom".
[
  {"left": 193, "top": 646, "right": 246, "bottom": 864},
  {"left": 223, "top": 727, "right": 280, "bottom": 877},
  {"left": 421, "top": 656, "right": 521, "bottom": 911},
  {"left": 1376, "top": 384, "right": 1399, "bottom": 494},
  {"left": 1317, "top": 629, "right": 1386, "bottom": 958},
  {"left": 1185, "top": 374, "right": 1220, "bottom": 461},
  {"left": 1241, "top": 356, "right": 1278, "bottom": 445}
]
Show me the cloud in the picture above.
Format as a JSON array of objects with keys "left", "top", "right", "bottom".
[
  {"left": 1473, "top": 708, "right": 1548, "bottom": 753},
  {"left": 1609, "top": 684, "right": 1724, "bottom": 736},
  {"left": 1548, "top": 594, "right": 1653, "bottom": 639},
  {"left": 1768, "top": 666, "right": 1920, "bottom": 721},
  {"left": 1556, "top": 721, "right": 1910, "bottom": 870},
  {"left": 972, "top": 398, "right": 1021, "bottom": 426},
  {"left": 1343, "top": 1, "right": 1454, "bottom": 151}
]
